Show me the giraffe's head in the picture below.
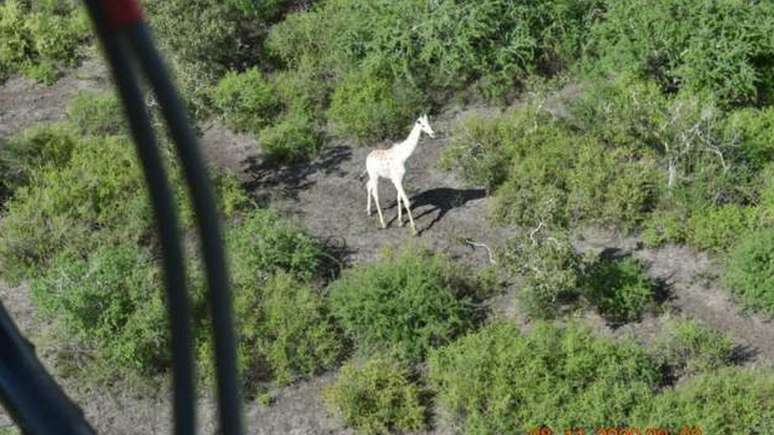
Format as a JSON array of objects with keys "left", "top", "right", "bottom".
[{"left": 416, "top": 114, "right": 435, "bottom": 138}]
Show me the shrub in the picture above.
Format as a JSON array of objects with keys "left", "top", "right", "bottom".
[
  {"left": 724, "top": 228, "right": 774, "bottom": 315},
  {"left": 271, "top": 64, "right": 329, "bottom": 114},
  {"left": 327, "top": 70, "right": 422, "bottom": 142},
  {"left": 583, "top": 256, "right": 655, "bottom": 323},
  {"left": 0, "top": 0, "right": 89, "bottom": 84},
  {"left": 685, "top": 204, "right": 759, "bottom": 252},
  {"left": 327, "top": 247, "right": 480, "bottom": 363},
  {"left": 199, "top": 272, "right": 343, "bottom": 388},
  {"left": 589, "top": 0, "right": 774, "bottom": 106},
  {"left": 258, "top": 110, "right": 322, "bottom": 163},
  {"left": 428, "top": 321, "right": 661, "bottom": 433},
  {"left": 502, "top": 229, "right": 584, "bottom": 319},
  {"left": 634, "top": 368, "right": 774, "bottom": 434},
  {"left": 226, "top": 208, "right": 322, "bottom": 290},
  {"left": 66, "top": 91, "right": 126, "bottom": 137},
  {"left": 440, "top": 107, "right": 541, "bottom": 191},
  {"left": 641, "top": 208, "right": 689, "bottom": 247},
  {"left": 211, "top": 68, "right": 281, "bottom": 133},
  {"left": 211, "top": 170, "right": 251, "bottom": 218},
  {"left": 0, "top": 123, "right": 79, "bottom": 198},
  {"left": 323, "top": 357, "right": 426, "bottom": 435},
  {"left": 724, "top": 107, "right": 774, "bottom": 170},
  {"left": 257, "top": 273, "right": 343, "bottom": 384},
  {"left": 566, "top": 139, "right": 658, "bottom": 228},
  {"left": 445, "top": 102, "right": 657, "bottom": 229},
  {"left": 30, "top": 242, "right": 169, "bottom": 372},
  {"left": 0, "top": 135, "right": 154, "bottom": 283},
  {"left": 652, "top": 319, "right": 734, "bottom": 379}
]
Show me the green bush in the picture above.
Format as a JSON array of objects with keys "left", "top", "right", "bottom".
[
  {"left": 502, "top": 229, "right": 584, "bottom": 319},
  {"left": 143, "top": 0, "right": 268, "bottom": 114},
  {"left": 641, "top": 208, "right": 689, "bottom": 247},
  {"left": 589, "top": 0, "right": 774, "bottom": 106},
  {"left": 566, "top": 139, "right": 658, "bottom": 228},
  {"left": 444, "top": 102, "right": 657, "bottom": 229},
  {"left": 271, "top": 64, "right": 329, "bottom": 114},
  {"left": 584, "top": 256, "right": 655, "bottom": 323},
  {"left": 66, "top": 91, "right": 126, "bottom": 137},
  {"left": 270, "top": 0, "right": 601, "bottom": 99},
  {"left": 428, "top": 321, "right": 660, "bottom": 433},
  {"left": 258, "top": 110, "right": 322, "bottom": 163},
  {"left": 0, "top": 135, "right": 154, "bottom": 283},
  {"left": 685, "top": 204, "right": 759, "bottom": 252},
  {"left": 211, "top": 68, "right": 281, "bottom": 132},
  {"left": 31, "top": 242, "right": 169, "bottom": 372},
  {"left": 440, "top": 107, "right": 541, "bottom": 191},
  {"left": 724, "top": 228, "right": 774, "bottom": 315},
  {"left": 226, "top": 208, "right": 322, "bottom": 290},
  {"left": 0, "top": 123, "right": 79, "bottom": 199},
  {"left": 211, "top": 170, "right": 251, "bottom": 218},
  {"left": 200, "top": 272, "right": 343, "bottom": 388},
  {"left": 327, "top": 70, "right": 422, "bottom": 142},
  {"left": 0, "top": 0, "right": 89, "bottom": 84},
  {"left": 724, "top": 107, "right": 774, "bottom": 170},
  {"left": 323, "top": 357, "right": 426, "bottom": 435},
  {"left": 652, "top": 319, "right": 734, "bottom": 379},
  {"left": 634, "top": 368, "right": 774, "bottom": 434},
  {"left": 327, "top": 248, "right": 480, "bottom": 363}
]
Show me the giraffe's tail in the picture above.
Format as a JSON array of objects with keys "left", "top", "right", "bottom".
[{"left": 358, "top": 169, "right": 367, "bottom": 181}]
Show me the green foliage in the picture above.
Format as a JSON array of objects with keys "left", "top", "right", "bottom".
[
  {"left": 327, "top": 70, "right": 422, "bottom": 142},
  {"left": 200, "top": 272, "right": 343, "bottom": 388},
  {"left": 258, "top": 273, "right": 343, "bottom": 384},
  {"left": 211, "top": 68, "right": 281, "bottom": 132},
  {"left": 641, "top": 209, "right": 689, "bottom": 247},
  {"left": 0, "top": 0, "right": 89, "bottom": 84},
  {"left": 503, "top": 230, "right": 584, "bottom": 319},
  {"left": 258, "top": 110, "right": 322, "bottom": 163},
  {"left": 200, "top": 213, "right": 340, "bottom": 388},
  {"left": 428, "top": 321, "right": 661, "bottom": 433},
  {"left": 589, "top": 0, "right": 774, "bottom": 106},
  {"left": 0, "top": 123, "right": 79, "bottom": 199},
  {"left": 323, "top": 357, "right": 426, "bottom": 435},
  {"left": 724, "top": 228, "right": 774, "bottom": 315},
  {"left": 144, "top": 0, "right": 291, "bottom": 115},
  {"left": 444, "top": 102, "right": 657, "bottom": 229},
  {"left": 652, "top": 319, "right": 735, "bottom": 379},
  {"left": 31, "top": 242, "right": 169, "bottom": 372},
  {"left": 66, "top": 91, "right": 126, "bottom": 137},
  {"left": 269, "top": 0, "right": 602, "bottom": 99},
  {"left": 724, "top": 107, "right": 774, "bottom": 170},
  {"left": 226, "top": 208, "right": 322, "bottom": 290},
  {"left": 440, "top": 108, "right": 541, "bottom": 191},
  {"left": 0, "top": 135, "right": 154, "bottom": 283},
  {"left": 211, "top": 170, "right": 251, "bottom": 218},
  {"left": 685, "top": 204, "right": 760, "bottom": 252},
  {"left": 327, "top": 247, "right": 480, "bottom": 363},
  {"left": 584, "top": 256, "right": 655, "bottom": 323},
  {"left": 634, "top": 368, "right": 774, "bottom": 434}
]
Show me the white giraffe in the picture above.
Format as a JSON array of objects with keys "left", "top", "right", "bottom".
[{"left": 363, "top": 114, "right": 435, "bottom": 235}]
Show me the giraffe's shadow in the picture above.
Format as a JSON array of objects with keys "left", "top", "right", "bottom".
[{"left": 385, "top": 187, "right": 486, "bottom": 235}]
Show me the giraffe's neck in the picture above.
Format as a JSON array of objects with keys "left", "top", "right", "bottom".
[{"left": 392, "top": 123, "right": 422, "bottom": 163}]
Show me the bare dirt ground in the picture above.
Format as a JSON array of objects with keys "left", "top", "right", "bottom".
[{"left": 2, "top": 58, "right": 774, "bottom": 434}]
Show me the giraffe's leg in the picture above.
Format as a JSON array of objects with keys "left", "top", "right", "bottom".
[
  {"left": 366, "top": 179, "right": 373, "bottom": 216},
  {"left": 397, "top": 191, "right": 403, "bottom": 226},
  {"left": 395, "top": 182, "right": 417, "bottom": 235},
  {"left": 373, "top": 181, "right": 386, "bottom": 229}
]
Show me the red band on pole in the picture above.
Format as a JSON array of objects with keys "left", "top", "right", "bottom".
[{"left": 100, "top": 0, "right": 144, "bottom": 32}]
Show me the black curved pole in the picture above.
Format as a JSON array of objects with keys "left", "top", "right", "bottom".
[
  {"left": 0, "top": 303, "right": 95, "bottom": 434},
  {"left": 126, "top": 23, "right": 244, "bottom": 435},
  {"left": 79, "top": 1, "right": 196, "bottom": 433}
]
